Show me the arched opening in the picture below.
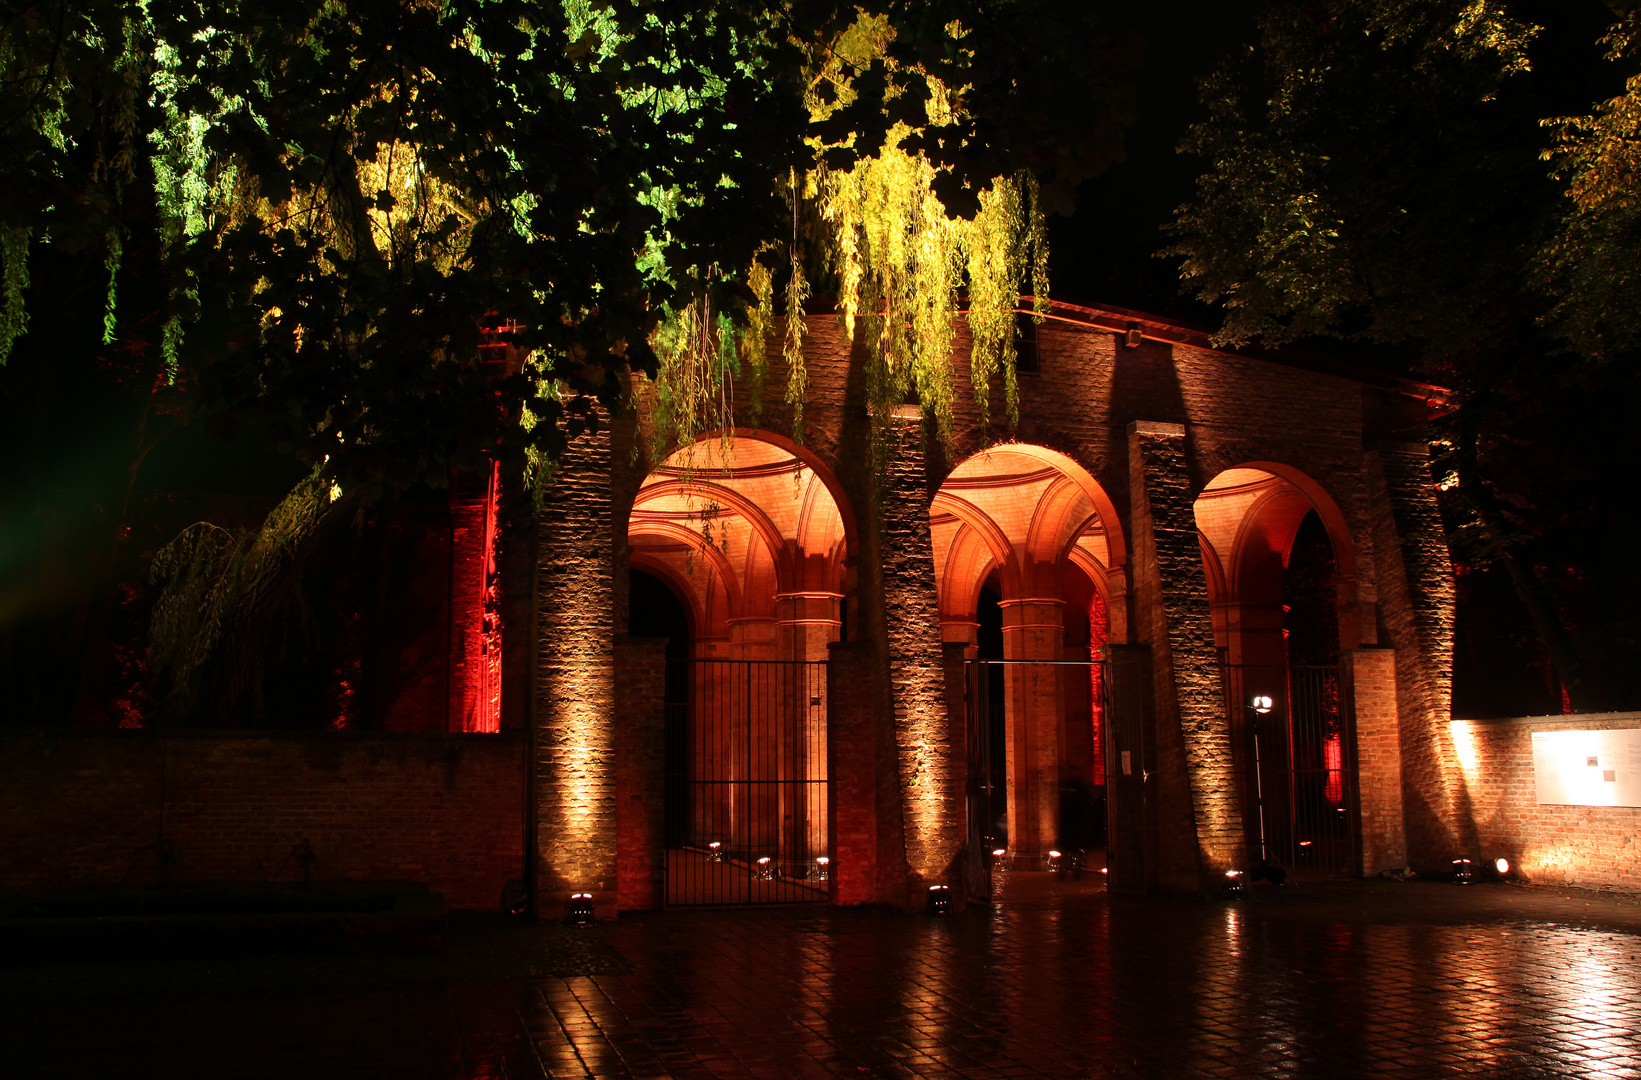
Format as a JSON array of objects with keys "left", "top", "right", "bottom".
[
  {"left": 627, "top": 433, "right": 851, "bottom": 904},
  {"left": 931, "top": 444, "right": 1126, "bottom": 873},
  {"left": 1195, "top": 466, "right": 1358, "bottom": 873}
]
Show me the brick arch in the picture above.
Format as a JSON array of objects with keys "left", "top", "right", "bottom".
[
  {"left": 626, "top": 523, "right": 742, "bottom": 622},
  {"left": 965, "top": 443, "right": 1127, "bottom": 570},
  {"left": 1195, "top": 462, "right": 1364, "bottom": 657},
  {"left": 690, "top": 427, "right": 859, "bottom": 564},
  {"left": 627, "top": 548, "right": 712, "bottom": 639}
]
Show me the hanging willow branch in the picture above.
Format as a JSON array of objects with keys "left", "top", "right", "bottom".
[{"left": 642, "top": 13, "right": 1051, "bottom": 462}]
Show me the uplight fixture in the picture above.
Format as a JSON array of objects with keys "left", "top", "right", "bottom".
[
  {"left": 565, "top": 892, "right": 595, "bottom": 927},
  {"left": 927, "top": 884, "right": 952, "bottom": 916}
]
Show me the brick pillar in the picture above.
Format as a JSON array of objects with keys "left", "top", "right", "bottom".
[
  {"left": 614, "top": 636, "right": 666, "bottom": 911},
  {"left": 828, "top": 640, "right": 903, "bottom": 904},
  {"left": 1127, "top": 421, "right": 1243, "bottom": 890},
  {"left": 880, "top": 426, "right": 963, "bottom": 895},
  {"left": 1346, "top": 647, "right": 1406, "bottom": 874},
  {"left": 1000, "top": 597, "right": 1065, "bottom": 866},
  {"left": 1364, "top": 442, "right": 1468, "bottom": 870},
  {"left": 532, "top": 419, "right": 616, "bottom": 921}
]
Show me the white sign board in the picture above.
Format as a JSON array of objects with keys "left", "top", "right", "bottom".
[{"left": 1532, "top": 729, "right": 1641, "bottom": 807}]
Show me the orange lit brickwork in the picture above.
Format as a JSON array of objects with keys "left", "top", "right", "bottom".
[
  {"left": 828, "top": 639, "right": 907, "bottom": 904},
  {"left": 534, "top": 414, "right": 618, "bottom": 921},
  {"left": 1365, "top": 443, "right": 1468, "bottom": 871},
  {"left": 881, "top": 423, "right": 964, "bottom": 892},
  {"left": 583, "top": 302, "right": 1456, "bottom": 905},
  {"left": 1346, "top": 647, "right": 1407, "bottom": 873},
  {"left": 1450, "top": 712, "right": 1641, "bottom": 889},
  {"left": 0, "top": 730, "right": 525, "bottom": 909},
  {"left": 1128, "top": 421, "right": 1243, "bottom": 887},
  {"left": 613, "top": 637, "right": 667, "bottom": 910}
]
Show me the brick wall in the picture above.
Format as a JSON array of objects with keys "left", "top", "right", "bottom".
[
  {"left": 1451, "top": 712, "right": 1641, "bottom": 890},
  {"left": 0, "top": 729, "right": 525, "bottom": 909},
  {"left": 613, "top": 639, "right": 667, "bottom": 910},
  {"left": 533, "top": 410, "right": 618, "bottom": 920},
  {"left": 1127, "top": 421, "right": 1240, "bottom": 889},
  {"left": 1346, "top": 648, "right": 1407, "bottom": 874}
]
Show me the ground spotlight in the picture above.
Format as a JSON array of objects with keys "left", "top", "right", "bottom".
[
  {"left": 927, "top": 884, "right": 952, "bottom": 916},
  {"left": 1225, "top": 869, "right": 1246, "bottom": 899},
  {"left": 707, "top": 841, "right": 724, "bottom": 863},
  {"left": 1048, "top": 849, "right": 1066, "bottom": 874},
  {"left": 1452, "top": 858, "right": 1474, "bottom": 885},
  {"left": 814, "top": 856, "right": 830, "bottom": 882},
  {"left": 756, "top": 856, "right": 776, "bottom": 880},
  {"left": 565, "top": 892, "right": 595, "bottom": 927}
]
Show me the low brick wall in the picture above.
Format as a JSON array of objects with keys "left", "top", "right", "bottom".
[
  {"left": 0, "top": 729, "right": 526, "bottom": 909},
  {"left": 1449, "top": 712, "right": 1641, "bottom": 890}
]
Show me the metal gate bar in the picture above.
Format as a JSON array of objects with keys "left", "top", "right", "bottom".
[
  {"left": 664, "top": 659, "right": 830, "bottom": 906},
  {"left": 963, "top": 658, "right": 1123, "bottom": 900},
  {"left": 1222, "top": 663, "right": 1355, "bottom": 874}
]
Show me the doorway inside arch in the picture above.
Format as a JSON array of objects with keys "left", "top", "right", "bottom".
[
  {"left": 1197, "top": 468, "right": 1358, "bottom": 876},
  {"left": 628, "top": 434, "right": 846, "bottom": 905}
]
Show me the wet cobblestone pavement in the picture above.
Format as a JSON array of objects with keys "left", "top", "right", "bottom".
[{"left": 9, "top": 878, "right": 1641, "bottom": 1079}]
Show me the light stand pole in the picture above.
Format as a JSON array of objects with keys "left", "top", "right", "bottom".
[{"left": 1246, "top": 695, "right": 1286, "bottom": 884}]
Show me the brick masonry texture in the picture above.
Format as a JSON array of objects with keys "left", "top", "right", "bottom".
[
  {"left": 613, "top": 639, "right": 667, "bottom": 910},
  {"left": 534, "top": 411, "right": 618, "bottom": 919},
  {"left": 1347, "top": 648, "right": 1408, "bottom": 874},
  {"left": 0, "top": 730, "right": 524, "bottom": 909},
  {"left": 573, "top": 309, "right": 1456, "bottom": 905},
  {"left": 879, "top": 423, "right": 964, "bottom": 891},
  {"left": 1452, "top": 712, "right": 1641, "bottom": 889},
  {"left": 1127, "top": 421, "right": 1244, "bottom": 886},
  {"left": 1365, "top": 444, "right": 1467, "bottom": 870}
]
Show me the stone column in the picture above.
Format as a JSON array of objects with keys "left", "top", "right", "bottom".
[
  {"left": 614, "top": 636, "right": 667, "bottom": 910},
  {"left": 1346, "top": 647, "right": 1406, "bottom": 874},
  {"left": 880, "top": 423, "right": 963, "bottom": 896},
  {"left": 1000, "top": 597, "right": 1065, "bottom": 866},
  {"left": 1127, "top": 421, "right": 1243, "bottom": 891},
  {"left": 1364, "top": 442, "right": 1468, "bottom": 870},
  {"left": 533, "top": 419, "right": 616, "bottom": 920}
]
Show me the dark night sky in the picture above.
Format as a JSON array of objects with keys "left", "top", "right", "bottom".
[{"left": 1052, "top": 0, "right": 1621, "bottom": 322}]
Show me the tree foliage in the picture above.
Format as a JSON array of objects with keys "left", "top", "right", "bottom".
[
  {"left": 1165, "top": 0, "right": 1641, "bottom": 711},
  {"left": 1540, "top": 8, "right": 1641, "bottom": 358},
  {"left": 2, "top": 0, "right": 1135, "bottom": 724}
]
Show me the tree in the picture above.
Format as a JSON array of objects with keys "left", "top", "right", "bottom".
[
  {"left": 1164, "top": 0, "right": 1641, "bottom": 711},
  {"left": 1, "top": 1, "right": 1136, "bottom": 724}
]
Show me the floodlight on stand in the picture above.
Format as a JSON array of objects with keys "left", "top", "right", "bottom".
[
  {"left": 926, "top": 884, "right": 953, "bottom": 916},
  {"left": 707, "top": 841, "right": 724, "bottom": 863},
  {"left": 1225, "top": 869, "right": 1246, "bottom": 899},
  {"left": 564, "top": 892, "right": 595, "bottom": 927},
  {"left": 1251, "top": 695, "right": 1274, "bottom": 715},
  {"left": 1452, "top": 857, "right": 1474, "bottom": 885}
]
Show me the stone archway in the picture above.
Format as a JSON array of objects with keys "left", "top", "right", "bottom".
[
  {"left": 626, "top": 433, "right": 853, "bottom": 902},
  {"left": 930, "top": 444, "right": 1127, "bottom": 868},
  {"left": 1195, "top": 465, "right": 1361, "bottom": 872}
]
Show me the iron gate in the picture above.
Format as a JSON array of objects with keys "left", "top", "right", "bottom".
[
  {"left": 664, "top": 659, "right": 831, "bottom": 905},
  {"left": 962, "top": 657, "right": 1147, "bottom": 900},
  {"left": 1221, "top": 663, "right": 1357, "bottom": 874}
]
